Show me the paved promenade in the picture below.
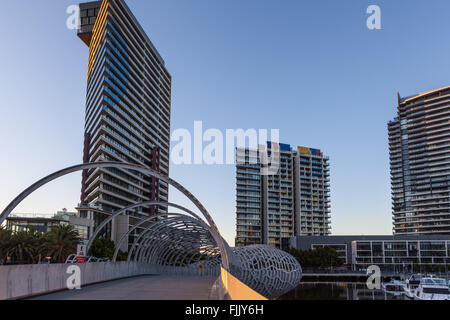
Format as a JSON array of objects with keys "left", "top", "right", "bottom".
[{"left": 32, "top": 275, "right": 217, "bottom": 300}]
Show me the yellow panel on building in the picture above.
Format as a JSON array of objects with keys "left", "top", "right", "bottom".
[{"left": 298, "top": 147, "right": 311, "bottom": 154}]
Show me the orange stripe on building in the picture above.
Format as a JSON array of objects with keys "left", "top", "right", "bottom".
[
  {"left": 403, "top": 85, "right": 450, "bottom": 103},
  {"left": 88, "top": 0, "right": 109, "bottom": 78}
]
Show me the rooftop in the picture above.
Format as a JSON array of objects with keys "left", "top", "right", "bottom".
[{"left": 399, "top": 85, "right": 450, "bottom": 104}]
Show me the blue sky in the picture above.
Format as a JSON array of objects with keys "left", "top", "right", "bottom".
[{"left": 0, "top": 0, "right": 449, "bottom": 245}]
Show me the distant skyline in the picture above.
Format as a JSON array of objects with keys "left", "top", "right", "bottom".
[{"left": 1, "top": 0, "right": 450, "bottom": 245}]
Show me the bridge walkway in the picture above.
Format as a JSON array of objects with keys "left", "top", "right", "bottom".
[{"left": 32, "top": 275, "right": 217, "bottom": 300}]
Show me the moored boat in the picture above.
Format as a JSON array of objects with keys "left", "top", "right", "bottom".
[
  {"left": 403, "top": 274, "right": 422, "bottom": 299},
  {"left": 413, "top": 276, "right": 450, "bottom": 300},
  {"left": 382, "top": 280, "right": 406, "bottom": 296}
]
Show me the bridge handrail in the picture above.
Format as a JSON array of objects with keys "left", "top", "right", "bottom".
[
  {"left": 220, "top": 267, "right": 268, "bottom": 300},
  {"left": 0, "top": 162, "right": 229, "bottom": 270}
]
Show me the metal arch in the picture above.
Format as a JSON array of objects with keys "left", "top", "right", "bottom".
[
  {"left": 184, "top": 246, "right": 220, "bottom": 268},
  {"left": 130, "top": 216, "right": 219, "bottom": 273},
  {"left": 115, "top": 211, "right": 223, "bottom": 268},
  {"left": 117, "top": 213, "right": 212, "bottom": 264},
  {"left": 0, "top": 161, "right": 229, "bottom": 269},
  {"left": 130, "top": 216, "right": 216, "bottom": 259},
  {"left": 129, "top": 216, "right": 218, "bottom": 267},
  {"left": 180, "top": 234, "right": 219, "bottom": 267},
  {"left": 131, "top": 218, "right": 202, "bottom": 263},
  {"left": 128, "top": 216, "right": 190, "bottom": 261},
  {"left": 169, "top": 245, "right": 219, "bottom": 271},
  {"left": 131, "top": 219, "right": 179, "bottom": 262},
  {"left": 112, "top": 212, "right": 192, "bottom": 262},
  {"left": 162, "top": 236, "right": 204, "bottom": 267},
  {"left": 134, "top": 219, "right": 211, "bottom": 264},
  {"left": 86, "top": 201, "right": 207, "bottom": 255},
  {"left": 138, "top": 221, "right": 213, "bottom": 263},
  {"left": 140, "top": 225, "right": 216, "bottom": 266},
  {"left": 143, "top": 236, "right": 218, "bottom": 271},
  {"left": 134, "top": 220, "right": 185, "bottom": 263},
  {"left": 148, "top": 233, "right": 217, "bottom": 267},
  {"left": 171, "top": 243, "right": 211, "bottom": 268}
]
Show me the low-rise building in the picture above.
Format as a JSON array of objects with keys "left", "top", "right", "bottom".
[
  {"left": 4, "top": 209, "right": 94, "bottom": 240},
  {"left": 287, "top": 235, "right": 450, "bottom": 270}
]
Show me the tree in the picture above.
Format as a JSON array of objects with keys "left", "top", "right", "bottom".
[
  {"left": 8, "top": 229, "right": 46, "bottom": 264},
  {"left": 88, "top": 238, "right": 115, "bottom": 259},
  {"left": 286, "top": 246, "right": 344, "bottom": 269},
  {"left": 45, "top": 225, "right": 81, "bottom": 263},
  {"left": 116, "top": 250, "right": 128, "bottom": 262},
  {"left": 0, "top": 227, "right": 13, "bottom": 264},
  {"left": 88, "top": 238, "right": 129, "bottom": 261}
]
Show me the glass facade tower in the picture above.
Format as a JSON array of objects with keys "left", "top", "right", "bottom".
[
  {"left": 76, "top": 0, "right": 171, "bottom": 246},
  {"left": 389, "top": 87, "right": 450, "bottom": 234},
  {"left": 235, "top": 143, "right": 331, "bottom": 248}
]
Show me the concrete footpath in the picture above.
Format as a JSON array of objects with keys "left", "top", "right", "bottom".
[{"left": 32, "top": 275, "right": 217, "bottom": 300}]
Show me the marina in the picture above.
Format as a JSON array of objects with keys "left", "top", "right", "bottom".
[{"left": 280, "top": 274, "right": 450, "bottom": 300}]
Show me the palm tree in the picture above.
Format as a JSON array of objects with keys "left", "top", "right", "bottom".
[
  {"left": 0, "top": 227, "right": 13, "bottom": 264},
  {"left": 45, "top": 225, "right": 81, "bottom": 263},
  {"left": 8, "top": 229, "right": 43, "bottom": 264}
]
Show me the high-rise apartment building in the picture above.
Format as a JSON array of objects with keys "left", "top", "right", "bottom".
[
  {"left": 389, "top": 86, "right": 450, "bottom": 235},
  {"left": 76, "top": 0, "right": 171, "bottom": 246},
  {"left": 235, "top": 142, "right": 331, "bottom": 248}
]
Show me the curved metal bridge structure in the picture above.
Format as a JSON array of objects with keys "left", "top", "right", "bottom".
[{"left": 0, "top": 162, "right": 302, "bottom": 300}]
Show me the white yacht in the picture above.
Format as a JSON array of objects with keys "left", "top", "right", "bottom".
[
  {"left": 382, "top": 280, "right": 406, "bottom": 296},
  {"left": 403, "top": 274, "right": 422, "bottom": 299},
  {"left": 413, "top": 276, "right": 450, "bottom": 300}
]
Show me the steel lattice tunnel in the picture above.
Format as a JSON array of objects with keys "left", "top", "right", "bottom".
[
  {"left": 0, "top": 162, "right": 302, "bottom": 298},
  {"left": 231, "top": 245, "right": 303, "bottom": 299},
  {"left": 124, "top": 214, "right": 221, "bottom": 275}
]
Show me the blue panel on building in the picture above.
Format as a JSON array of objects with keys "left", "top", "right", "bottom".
[{"left": 267, "top": 141, "right": 291, "bottom": 151}]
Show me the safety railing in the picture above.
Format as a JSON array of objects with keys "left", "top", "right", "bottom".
[{"left": 219, "top": 267, "right": 267, "bottom": 300}]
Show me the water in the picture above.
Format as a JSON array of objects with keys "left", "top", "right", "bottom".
[{"left": 279, "top": 282, "right": 407, "bottom": 300}]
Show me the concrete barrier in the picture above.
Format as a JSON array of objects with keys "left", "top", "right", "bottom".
[{"left": 0, "top": 262, "right": 158, "bottom": 300}]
